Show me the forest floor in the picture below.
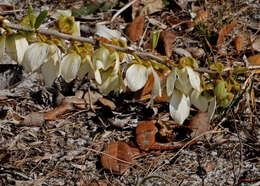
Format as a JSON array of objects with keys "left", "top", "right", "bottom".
[{"left": 0, "top": 0, "right": 259, "bottom": 185}]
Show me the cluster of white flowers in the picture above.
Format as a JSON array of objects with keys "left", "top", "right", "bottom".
[{"left": 0, "top": 10, "right": 216, "bottom": 124}]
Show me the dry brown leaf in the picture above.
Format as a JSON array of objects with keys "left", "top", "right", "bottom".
[
  {"left": 195, "top": 10, "right": 209, "bottom": 23},
  {"left": 248, "top": 54, "right": 260, "bottom": 65},
  {"left": 126, "top": 16, "right": 145, "bottom": 42},
  {"left": 136, "top": 121, "right": 158, "bottom": 151},
  {"left": 140, "top": 0, "right": 164, "bottom": 16},
  {"left": 63, "top": 96, "right": 86, "bottom": 109},
  {"left": 101, "top": 141, "right": 139, "bottom": 174},
  {"left": 217, "top": 21, "right": 237, "bottom": 50},
  {"left": 186, "top": 47, "right": 205, "bottom": 58},
  {"left": 139, "top": 72, "right": 167, "bottom": 102},
  {"left": 252, "top": 37, "right": 260, "bottom": 52},
  {"left": 85, "top": 179, "right": 107, "bottom": 186},
  {"left": 98, "top": 97, "right": 116, "bottom": 110},
  {"left": 136, "top": 121, "right": 196, "bottom": 151},
  {"left": 44, "top": 103, "right": 75, "bottom": 120},
  {"left": 235, "top": 35, "right": 244, "bottom": 53},
  {"left": 189, "top": 112, "right": 210, "bottom": 139},
  {"left": 21, "top": 112, "right": 45, "bottom": 126},
  {"left": 158, "top": 31, "right": 176, "bottom": 57}
]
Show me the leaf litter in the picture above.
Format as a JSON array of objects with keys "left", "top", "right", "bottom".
[{"left": 0, "top": 0, "right": 259, "bottom": 185}]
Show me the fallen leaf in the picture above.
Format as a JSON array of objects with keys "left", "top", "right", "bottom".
[
  {"left": 44, "top": 103, "right": 75, "bottom": 120},
  {"left": 158, "top": 31, "right": 176, "bottom": 57},
  {"left": 136, "top": 121, "right": 158, "bottom": 151},
  {"left": 186, "top": 47, "right": 205, "bottom": 58},
  {"left": 252, "top": 37, "right": 260, "bottom": 52},
  {"left": 126, "top": 16, "right": 145, "bottom": 42},
  {"left": 140, "top": 0, "right": 164, "bottom": 16},
  {"left": 248, "top": 54, "right": 260, "bottom": 65},
  {"left": 98, "top": 97, "right": 116, "bottom": 110},
  {"left": 21, "top": 112, "right": 45, "bottom": 126},
  {"left": 189, "top": 112, "right": 210, "bottom": 139},
  {"left": 195, "top": 10, "right": 209, "bottom": 23},
  {"left": 86, "top": 180, "right": 107, "bottom": 186},
  {"left": 235, "top": 35, "right": 244, "bottom": 53},
  {"left": 62, "top": 96, "right": 86, "bottom": 109},
  {"left": 101, "top": 141, "right": 138, "bottom": 174},
  {"left": 217, "top": 21, "right": 237, "bottom": 50}
]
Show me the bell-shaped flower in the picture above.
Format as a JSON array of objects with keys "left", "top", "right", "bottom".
[
  {"left": 186, "top": 66, "right": 200, "bottom": 92},
  {"left": 175, "top": 67, "right": 193, "bottom": 95},
  {"left": 100, "top": 69, "right": 120, "bottom": 95},
  {"left": 190, "top": 90, "right": 209, "bottom": 112},
  {"left": 126, "top": 64, "right": 148, "bottom": 92},
  {"left": 95, "top": 24, "right": 121, "bottom": 41},
  {"left": 5, "top": 34, "right": 28, "bottom": 64},
  {"left": 60, "top": 53, "right": 81, "bottom": 83},
  {"left": 169, "top": 89, "right": 191, "bottom": 124},
  {"left": 22, "top": 42, "right": 49, "bottom": 72},
  {"left": 0, "top": 35, "right": 5, "bottom": 62},
  {"left": 41, "top": 45, "right": 61, "bottom": 86},
  {"left": 77, "top": 55, "right": 94, "bottom": 79},
  {"left": 166, "top": 68, "right": 177, "bottom": 97},
  {"left": 151, "top": 67, "right": 162, "bottom": 99}
]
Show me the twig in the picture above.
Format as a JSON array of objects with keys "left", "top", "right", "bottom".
[
  {"left": 111, "top": 0, "right": 138, "bottom": 22},
  {"left": 3, "top": 22, "right": 260, "bottom": 75}
]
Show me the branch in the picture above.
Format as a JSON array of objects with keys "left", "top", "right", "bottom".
[{"left": 3, "top": 22, "right": 260, "bottom": 75}]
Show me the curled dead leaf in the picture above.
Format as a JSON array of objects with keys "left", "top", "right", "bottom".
[
  {"left": 158, "top": 31, "right": 176, "bottom": 57},
  {"left": 195, "top": 10, "right": 209, "bottom": 23},
  {"left": 126, "top": 16, "right": 145, "bottom": 42},
  {"left": 101, "top": 141, "right": 139, "bottom": 174},
  {"left": 186, "top": 47, "right": 205, "bottom": 58},
  {"left": 136, "top": 121, "right": 195, "bottom": 151},
  {"left": 217, "top": 21, "right": 237, "bottom": 50},
  {"left": 189, "top": 112, "right": 210, "bottom": 139},
  {"left": 21, "top": 112, "right": 45, "bottom": 126},
  {"left": 252, "top": 37, "right": 260, "bottom": 52},
  {"left": 235, "top": 35, "right": 244, "bottom": 53},
  {"left": 248, "top": 54, "right": 260, "bottom": 66},
  {"left": 44, "top": 103, "right": 75, "bottom": 120},
  {"left": 98, "top": 97, "right": 116, "bottom": 110}
]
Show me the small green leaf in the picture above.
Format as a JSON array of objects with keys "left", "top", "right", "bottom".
[
  {"left": 34, "top": 10, "right": 48, "bottom": 29},
  {"left": 214, "top": 80, "right": 228, "bottom": 100},
  {"left": 28, "top": 5, "right": 36, "bottom": 28},
  {"left": 150, "top": 31, "right": 160, "bottom": 51}
]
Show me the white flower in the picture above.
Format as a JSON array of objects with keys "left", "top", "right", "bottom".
[
  {"left": 126, "top": 64, "right": 148, "bottom": 91},
  {"left": 169, "top": 89, "right": 191, "bottom": 124},
  {"left": 41, "top": 45, "right": 61, "bottom": 86},
  {"left": 60, "top": 53, "right": 81, "bottom": 83},
  {"left": 5, "top": 34, "right": 28, "bottom": 64},
  {"left": 22, "top": 42, "right": 49, "bottom": 72},
  {"left": 95, "top": 24, "right": 121, "bottom": 41}
]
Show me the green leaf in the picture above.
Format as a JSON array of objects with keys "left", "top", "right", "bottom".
[
  {"left": 72, "top": 4, "right": 99, "bottom": 16},
  {"left": 28, "top": 5, "right": 36, "bottom": 28},
  {"left": 150, "top": 31, "right": 160, "bottom": 51},
  {"left": 34, "top": 10, "right": 48, "bottom": 29}
]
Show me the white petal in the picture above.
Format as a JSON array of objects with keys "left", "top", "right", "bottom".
[
  {"left": 22, "top": 42, "right": 49, "bottom": 72},
  {"left": 6, "top": 34, "right": 28, "bottom": 64},
  {"left": 151, "top": 67, "right": 162, "bottom": 98},
  {"left": 95, "top": 24, "right": 121, "bottom": 40},
  {"left": 126, "top": 64, "right": 148, "bottom": 92},
  {"left": 93, "top": 47, "right": 110, "bottom": 70},
  {"left": 72, "top": 21, "right": 81, "bottom": 36},
  {"left": 186, "top": 66, "right": 200, "bottom": 91},
  {"left": 190, "top": 90, "right": 208, "bottom": 112},
  {"left": 41, "top": 59, "right": 60, "bottom": 87},
  {"left": 169, "top": 90, "right": 190, "bottom": 124},
  {"left": 208, "top": 96, "right": 216, "bottom": 120},
  {"left": 52, "top": 10, "right": 72, "bottom": 19},
  {"left": 77, "top": 55, "right": 93, "bottom": 79},
  {"left": 100, "top": 74, "right": 120, "bottom": 95},
  {"left": 41, "top": 45, "right": 61, "bottom": 86},
  {"left": 110, "top": 52, "right": 120, "bottom": 74},
  {"left": 60, "top": 53, "right": 81, "bottom": 83},
  {"left": 166, "top": 68, "right": 177, "bottom": 97},
  {"left": 94, "top": 69, "right": 102, "bottom": 84},
  {"left": 175, "top": 68, "right": 192, "bottom": 95},
  {"left": 0, "top": 35, "right": 5, "bottom": 62}
]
